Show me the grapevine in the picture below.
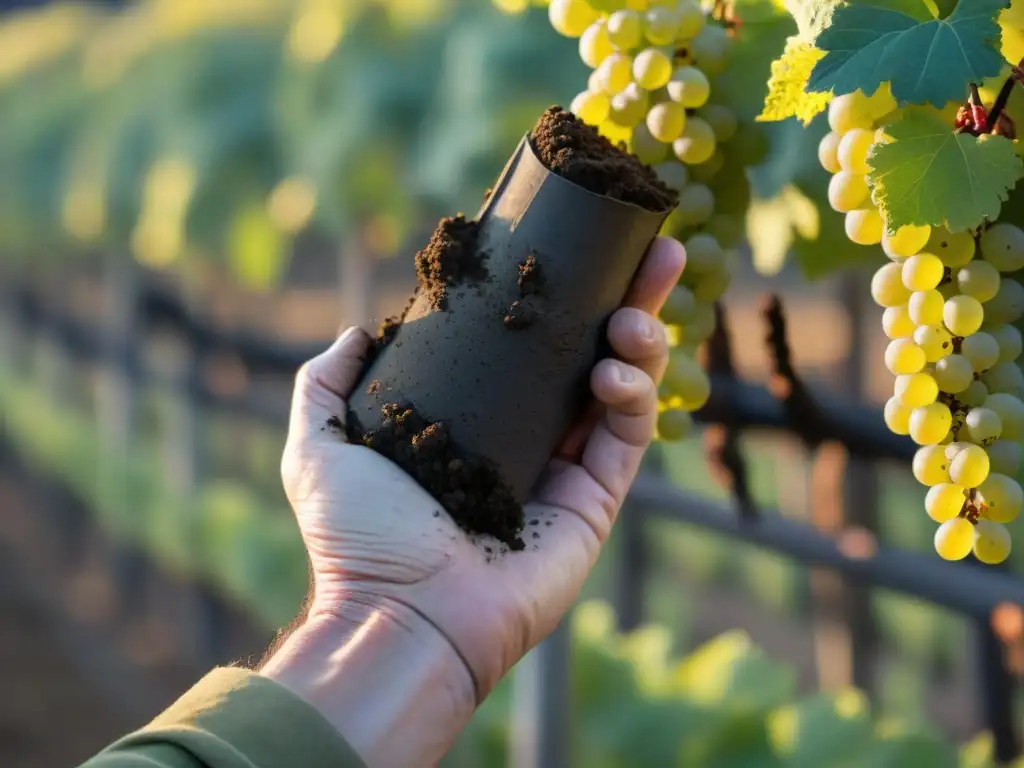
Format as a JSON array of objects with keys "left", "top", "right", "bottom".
[
  {"left": 544, "top": 0, "right": 755, "bottom": 444},
  {"left": 771, "top": 1, "right": 1024, "bottom": 565}
]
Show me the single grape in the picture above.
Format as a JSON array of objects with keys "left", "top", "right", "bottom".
[
  {"left": 679, "top": 301, "right": 716, "bottom": 347},
  {"left": 571, "top": 89, "right": 612, "bottom": 125},
  {"left": 884, "top": 396, "right": 912, "bottom": 435},
  {"left": 666, "top": 66, "right": 710, "bottom": 108},
  {"left": 818, "top": 132, "right": 842, "bottom": 174},
  {"left": 664, "top": 350, "right": 710, "bottom": 409},
  {"left": 588, "top": 68, "right": 604, "bottom": 94},
  {"left": 949, "top": 444, "right": 990, "bottom": 487},
  {"left": 828, "top": 92, "right": 874, "bottom": 134},
  {"left": 660, "top": 285, "right": 697, "bottom": 325},
  {"left": 980, "top": 222, "right": 1024, "bottom": 272},
  {"left": 653, "top": 161, "right": 688, "bottom": 192},
  {"left": 607, "top": 9, "right": 643, "bottom": 49},
  {"left": 984, "top": 278, "right": 1024, "bottom": 325},
  {"left": 609, "top": 83, "right": 649, "bottom": 127},
  {"left": 960, "top": 379, "right": 990, "bottom": 407},
  {"left": 693, "top": 262, "right": 731, "bottom": 302},
  {"left": 696, "top": 104, "right": 737, "bottom": 143},
  {"left": 657, "top": 408, "right": 693, "bottom": 440},
  {"left": 933, "top": 354, "right": 973, "bottom": 393},
  {"left": 630, "top": 122, "right": 669, "bottom": 164},
  {"left": 988, "top": 440, "right": 1022, "bottom": 475},
  {"left": 883, "top": 224, "right": 932, "bottom": 259},
  {"left": 883, "top": 338, "right": 925, "bottom": 375},
  {"left": 982, "top": 361, "right": 1024, "bottom": 396},
  {"left": 646, "top": 100, "right": 686, "bottom": 142},
  {"left": 913, "top": 323, "right": 953, "bottom": 362},
  {"left": 596, "top": 53, "right": 634, "bottom": 95},
  {"left": 957, "top": 260, "right": 1001, "bottom": 303},
  {"left": 983, "top": 392, "right": 1024, "bottom": 440},
  {"left": 902, "top": 252, "right": 944, "bottom": 291},
  {"left": 675, "top": 183, "right": 715, "bottom": 226},
  {"left": 633, "top": 47, "right": 673, "bottom": 89},
  {"left": 943, "top": 295, "right": 985, "bottom": 337},
  {"left": 674, "top": 0, "right": 705, "bottom": 40},
  {"left": 642, "top": 6, "right": 680, "bottom": 45},
  {"left": 927, "top": 227, "right": 975, "bottom": 267},
  {"left": 991, "top": 324, "right": 1023, "bottom": 363},
  {"left": 977, "top": 474, "right": 1023, "bottom": 523},
  {"left": 579, "top": 20, "right": 614, "bottom": 67},
  {"left": 882, "top": 305, "right": 915, "bottom": 339},
  {"left": 909, "top": 402, "right": 952, "bottom": 445},
  {"left": 838, "top": 128, "right": 874, "bottom": 174},
  {"left": 845, "top": 208, "right": 884, "bottom": 246},
  {"left": 945, "top": 441, "right": 972, "bottom": 461},
  {"left": 688, "top": 24, "right": 729, "bottom": 76},
  {"left": 688, "top": 149, "right": 724, "bottom": 183},
  {"left": 908, "top": 291, "right": 944, "bottom": 326},
  {"left": 959, "top": 332, "right": 999, "bottom": 372},
  {"left": 870, "top": 262, "right": 910, "bottom": 308},
  {"left": 896, "top": 373, "right": 941, "bottom": 411},
  {"left": 966, "top": 407, "right": 1003, "bottom": 445},
  {"left": 913, "top": 444, "right": 951, "bottom": 486},
  {"left": 673, "top": 117, "right": 717, "bottom": 165},
  {"left": 549, "top": 0, "right": 600, "bottom": 37},
  {"left": 934, "top": 517, "right": 975, "bottom": 561},
  {"left": 827, "top": 172, "right": 869, "bottom": 213},
  {"left": 973, "top": 519, "right": 1011, "bottom": 564},
  {"left": 925, "top": 483, "right": 966, "bottom": 523},
  {"left": 683, "top": 233, "right": 722, "bottom": 274}
]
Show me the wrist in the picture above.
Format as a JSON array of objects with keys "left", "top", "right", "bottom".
[{"left": 259, "top": 599, "right": 477, "bottom": 767}]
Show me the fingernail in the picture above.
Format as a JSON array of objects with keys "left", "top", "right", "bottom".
[
  {"left": 618, "top": 364, "right": 635, "bottom": 384},
  {"left": 638, "top": 316, "right": 657, "bottom": 343}
]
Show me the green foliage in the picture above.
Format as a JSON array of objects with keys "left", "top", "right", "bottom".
[
  {"left": 808, "top": 0, "right": 1008, "bottom": 107},
  {"left": 867, "top": 111, "right": 1024, "bottom": 232}
]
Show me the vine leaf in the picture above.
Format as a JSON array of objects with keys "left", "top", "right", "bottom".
[
  {"left": 758, "top": 37, "right": 832, "bottom": 124},
  {"left": 867, "top": 111, "right": 1024, "bottom": 232},
  {"left": 807, "top": 0, "right": 1008, "bottom": 107}
]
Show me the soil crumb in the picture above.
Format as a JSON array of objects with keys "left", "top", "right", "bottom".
[
  {"left": 529, "top": 106, "right": 677, "bottom": 212},
  {"left": 517, "top": 253, "right": 544, "bottom": 295},
  {"left": 348, "top": 402, "right": 525, "bottom": 550},
  {"left": 504, "top": 297, "right": 540, "bottom": 330},
  {"left": 415, "top": 215, "right": 488, "bottom": 312},
  {"left": 504, "top": 254, "right": 546, "bottom": 330},
  {"left": 325, "top": 415, "right": 344, "bottom": 433}
]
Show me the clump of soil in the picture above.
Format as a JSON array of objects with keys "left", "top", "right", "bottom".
[
  {"left": 414, "top": 215, "right": 488, "bottom": 312},
  {"left": 504, "top": 298, "right": 540, "bottom": 329},
  {"left": 529, "top": 106, "right": 678, "bottom": 212},
  {"left": 347, "top": 403, "right": 525, "bottom": 550},
  {"left": 504, "top": 253, "right": 546, "bottom": 330},
  {"left": 517, "top": 253, "right": 544, "bottom": 294}
]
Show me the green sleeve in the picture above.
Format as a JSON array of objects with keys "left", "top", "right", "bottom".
[{"left": 81, "top": 667, "right": 366, "bottom": 768}]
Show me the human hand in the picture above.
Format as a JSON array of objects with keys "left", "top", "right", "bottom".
[{"left": 262, "top": 236, "right": 685, "bottom": 766}]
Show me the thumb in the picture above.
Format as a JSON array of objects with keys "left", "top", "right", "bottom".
[{"left": 287, "top": 326, "right": 373, "bottom": 445}]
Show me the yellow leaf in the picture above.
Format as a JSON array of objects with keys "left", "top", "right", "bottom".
[{"left": 757, "top": 37, "right": 832, "bottom": 126}]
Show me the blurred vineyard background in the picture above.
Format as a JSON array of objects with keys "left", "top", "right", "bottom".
[{"left": 0, "top": 0, "right": 1022, "bottom": 766}]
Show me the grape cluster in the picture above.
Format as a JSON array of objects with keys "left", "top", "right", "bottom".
[
  {"left": 818, "top": 91, "right": 1024, "bottom": 564},
  {"left": 548, "top": 0, "right": 753, "bottom": 442}
]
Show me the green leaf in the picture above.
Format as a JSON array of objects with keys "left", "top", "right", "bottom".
[
  {"left": 808, "top": 0, "right": 1008, "bottom": 107},
  {"left": 867, "top": 111, "right": 1024, "bottom": 232}
]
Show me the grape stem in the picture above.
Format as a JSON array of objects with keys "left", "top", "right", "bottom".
[
  {"left": 985, "top": 59, "right": 1024, "bottom": 137},
  {"left": 704, "top": 302, "right": 756, "bottom": 519},
  {"left": 764, "top": 294, "right": 826, "bottom": 449}
]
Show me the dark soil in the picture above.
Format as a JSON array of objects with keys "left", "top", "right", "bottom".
[
  {"left": 347, "top": 403, "right": 525, "bottom": 550},
  {"left": 504, "top": 253, "right": 546, "bottom": 330},
  {"left": 414, "top": 216, "right": 488, "bottom": 312},
  {"left": 517, "top": 253, "right": 544, "bottom": 295},
  {"left": 504, "top": 297, "right": 540, "bottom": 330},
  {"left": 529, "top": 106, "right": 677, "bottom": 212}
]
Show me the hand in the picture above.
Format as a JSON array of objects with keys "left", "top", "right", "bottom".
[{"left": 261, "top": 236, "right": 685, "bottom": 766}]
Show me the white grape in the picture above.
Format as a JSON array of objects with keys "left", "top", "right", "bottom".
[
  {"left": 983, "top": 393, "right": 1024, "bottom": 441},
  {"left": 973, "top": 519, "right": 1011, "bottom": 564},
  {"left": 579, "top": 20, "right": 614, "bottom": 67},
  {"left": 642, "top": 6, "right": 680, "bottom": 45},
  {"left": 673, "top": 117, "right": 717, "bottom": 165},
  {"left": 934, "top": 517, "right": 975, "bottom": 561},
  {"left": 913, "top": 444, "right": 951, "bottom": 486},
  {"left": 828, "top": 92, "right": 874, "bottom": 134},
  {"left": 653, "top": 161, "right": 688, "bottom": 192},
  {"left": 933, "top": 354, "right": 973, "bottom": 393},
  {"left": 977, "top": 474, "right": 1023, "bottom": 524},
  {"left": 818, "top": 132, "right": 842, "bottom": 174},
  {"left": 667, "top": 66, "right": 711, "bottom": 108},
  {"left": 882, "top": 305, "right": 915, "bottom": 338},
  {"left": 871, "top": 262, "right": 911, "bottom": 307},
  {"left": 902, "top": 252, "right": 944, "bottom": 291},
  {"left": 957, "top": 260, "right": 1001, "bottom": 303},
  {"left": 688, "top": 24, "right": 729, "bottom": 77},
  {"left": 571, "top": 89, "right": 611, "bottom": 125},
  {"left": 674, "top": 0, "right": 705, "bottom": 40},
  {"left": 883, "top": 224, "right": 931, "bottom": 259},
  {"left": 885, "top": 338, "right": 926, "bottom": 375},
  {"left": 966, "top": 407, "right": 1002, "bottom": 446},
  {"left": 943, "top": 295, "right": 984, "bottom": 337},
  {"left": 983, "top": 362, "right": 1024, "bottom": 396},
  {"left": 913, "top": 323, "right": 953, "bottom": 362},
  {"left": 909, "top": 401, "right": 952, "bottom": 445},
  {"left": 988, "top": 440, "right": 1022, "bottom": 476},
  {"left": 596, "top": 53, "right": 634, "bottom": 95},
  {"left": 828, "top": 172, "right": 869, "bottom": 213},
  {"left": 608, "top": 83, "right": 649, "bottom": 127},
  {"left": 928, "top": 227, "right": 976, "bottom": 267},
  {"left": 985, "top": 278, "right": 1024, "bottom": 325},
  {"left": 646, "top": 101, "right": 686, "bottom": 142},
  {"left": 697, "top": 104, "right": 737, "bottom": 143},
  {"left": 884, "top": 396, "right": 911, "bottom": 434},
  {"left": 980, "top": 223, "right": 1024, "bottom": 273},
  {"left": 908, "top": 290, "right": 944, "bottom": 326},
  {"left": 991, "top": 324, "right": 1023, "bottom": 364},
  {"left": 607, "top": 9, "right": 643, "bottom": 50},
  {"left": 960, "top": 379, "right": 990, "bottom": 408},
  {"left": 925, "top": 483, "right": 966, "bottom": 523},
  {"left": 675, "top": 183, "right": 715, "bottom": 226},
  {"left": 838, "top": 128, "right": 874, "bottom": 175},
  {"left": 845, "top": 209, "right": 884, "bottom": 246},
  {"left": 949, "top": 444, "right": 990, "bottom": 488},
  {"left": 633, "top": 48, "right": 673, "bottom": 89},
  {"left": 549, "top": 0, "right": 600, "bottom": 37},
  {"left": 630, "top": 122, "right": 669, "bottom": 164},
  {"left": 960, "top": 332, "right": 999, "bottom": 372}
]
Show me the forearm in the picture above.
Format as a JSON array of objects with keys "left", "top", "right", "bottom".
[{"left": 260, "top": 602, "right": 478, "bottom": 767}]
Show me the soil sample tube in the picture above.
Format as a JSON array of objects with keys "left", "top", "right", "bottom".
[{"left": 347, "top": 107, "right": 677, "bottom": 550}]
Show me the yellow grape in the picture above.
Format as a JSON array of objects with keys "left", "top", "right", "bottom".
[
  {"left": 973, "top": 520, "right": 1011, "bottom": 564},
  {"left": 984, "top": 392, "right": 1024, "bottom": 441},
  {"left": 977, "top": 473, "right": 1023, "bottom": 523},
  {"left": 925, "top": 483, "right": 966, "bottom": 523},
  {"left": 943, "top": 295, "right": 985, "bottom": 337},
  {"left": 884, "top": 396, "right": 911, "bottom": 435},
  {"left": 608, "top": 83, "right": 649, "bottom": 127},
  {"left": 818, "top": 132, "right": 842, "bottom": 174},
  {"left": 965, "top": 407, "right": 1002, "bottom": 446},
  {"left": 837, "top": 128, "right": 874, "bottom": 174},
  {"left": 596, "top": 53, "right": 634, "bottom": 95},
  {"left": 909, "top": 402, "right": 952, "bottom": 445},
  {"left": 667, "top": 66, "right": 711, "bottom": 108},
  {"left": 630, "top": 123, "right": 670, "bottom": 164},
  {"left": 934, "top": 517, "right": 975, "bottom": 561},
  {"left": 901, "top": 252, "right": 944, "bottom": 291},
  {"left": 571, "top": 90, "right": 611, "bottom": 125},
  {"left": 927, "top": 227, "right": 976, "bottom": 267},
  {"left": 549, "top": 0, "right": 599, "bottom": 37},
  {"left": 933, "top": 354, "right": 973, "bottom": 393},
  {"left": 646, "top": 101, "right": 686, "bottom": 142},
  {"left": 828, "top": 92, "right": 874, "bottom": 134},
  {"left": 657, "top": 408, "right": 693, "bottom": 441},
  {"left": 845, "top": 208, "right": 883, "bottom": 246},
  {"left": 908, "top": 290, "right": 944, "bottom": 326},
  {"left": 960, "top": 332, "right": 999, "bottom": 372},
  {"left": 949, "top": 444, "right": 990, "bottom": 488},
  {"left": 957, "top": 260, "right": 1001, "bottom": 303},
  {"left": 979, "top": 222, "right": 1024, "bottom": 273},
  {"left": 870, "top": 262, "right": 911, "bottom": 307},
  {"left": 912, "top": 444, "right": 951, "bottom": 486},
  {"left": 992, "top": 324, "right": 1022, "bottom": 363},
  {"left": 642, "top": 7, "right": 680, "bottom": 46},
  {"left": 663, "top": 350, "right": 711, "bottom": 409},
  {"left": 895, "top": 372, "right": 939, "bottom": 408},
  {"left": 882, "top": 305, "right": 915, "bottom": 338},
  {"left": 579, "top": 20, "right": 614, "bottom": 67},
  {"left": 827, "top": 171, "right": 869, "bottom": 213},
  {"left": 912, "top": 323, "right": 953, "bottom": 362},
  {"left": 633, "top": 47, "right": 673, "bottom": 89},
  {"left": 884, "top": 338, "right": 925, "bottom": 375},
  {"left": 882, "top": 224, "right": 931, "bottom": 258},
  {"left": 674, "top": 0, "right": 705, "bottom": 40},
  {"left": 673, "top": 117, "right": 716, "bottom": 165},
  {"left": 960, "top": 379, "right": 990, "bottom": 408},
  {"left": 607, "top": 9, "right": 643, "bottom": 50}
]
